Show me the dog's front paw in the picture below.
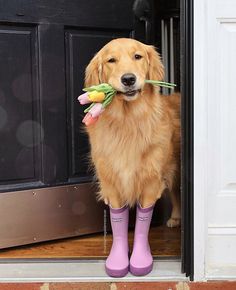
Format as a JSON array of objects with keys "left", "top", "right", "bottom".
[{"left": 166, "top": 217, "right": 181, "bottom": 228}]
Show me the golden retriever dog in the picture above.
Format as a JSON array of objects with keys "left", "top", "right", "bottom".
[
  {"left": 84, "top": 38, "right": 180, "bottom": 227},
  {"left": 85, "top": 38, "right": 180, "bottom": 222}
]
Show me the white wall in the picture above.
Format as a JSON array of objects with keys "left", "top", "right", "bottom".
[{"left": 194, "top": 0, "right": 236, "bottom": 281}]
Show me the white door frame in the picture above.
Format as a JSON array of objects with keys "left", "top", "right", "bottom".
[{"left": 193, "top": 0, "right": 208, "bottom": 281}]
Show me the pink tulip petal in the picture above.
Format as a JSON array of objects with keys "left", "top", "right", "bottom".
[
  {"left": 82, "top": 113, "right": 98, "bottom": 126},
  {"left": 78, "top": 92, "right": 91, "bottom": 105},
  {"left": 88, "top": 103, "right": 104, "bottom": 118}
]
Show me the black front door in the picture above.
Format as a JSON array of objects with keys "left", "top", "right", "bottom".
[{"left": 0, "top": 0, "right": 150, "bottom": 248}]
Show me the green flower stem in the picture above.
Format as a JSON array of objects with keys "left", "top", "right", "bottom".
[
  {"left": 145, "top": 79, "right": 176, "bottom": 88},
  {"left": 102, "top": 95, "right": 114, "bottom": 107},
  {"left": 84, "top": 102, "right": 95, "bottom": 113}
]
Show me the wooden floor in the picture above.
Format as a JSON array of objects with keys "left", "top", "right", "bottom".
[{"left": 0, "top": 225, "right": 181, "bottom": 259}]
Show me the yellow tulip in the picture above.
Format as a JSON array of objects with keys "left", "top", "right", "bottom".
[{"left": 88, "top": 91, "right": 105, "bottom": 102}]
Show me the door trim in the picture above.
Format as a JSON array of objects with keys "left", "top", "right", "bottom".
[
  {"left": 181, "top": 0, "right": 194, "bottom": 280},
  {"left": 193, "top": 0, "right": 207, "bottom": 281}
]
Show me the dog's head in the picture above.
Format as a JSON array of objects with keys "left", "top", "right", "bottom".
[{"left": 85, "top": 38, "right": 164, "bottom": 101}]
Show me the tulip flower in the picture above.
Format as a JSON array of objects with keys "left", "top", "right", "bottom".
[
  {"left": 78, "top": 91, "right": 106, "bottom": 104},
  {"left": 82, "top": 113, "right": 98, "bottom": 126},
  {"left": 78, "top": 92, "right": 90, "bottom": 105},
  {"left": 88, "top": 103, "right": 104, "bottom": 118},
  {"left": 88, "top": 91, "right": 105, "bottom": 102}
]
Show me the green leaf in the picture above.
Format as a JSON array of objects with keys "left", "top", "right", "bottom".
[{"left": 83, "top": 83, "right": 114, "bottom": 93}]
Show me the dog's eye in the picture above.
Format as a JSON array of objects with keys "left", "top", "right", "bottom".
[
  {"left": 108, "top": 58, "right": 116, "bottom": 63},
  {"left": 134, "top": 54, "right": 142, "bottom": 60}
]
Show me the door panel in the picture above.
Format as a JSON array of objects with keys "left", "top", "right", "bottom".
[{"left": 0, "top": 25, "right": 40, "bottom": 184}]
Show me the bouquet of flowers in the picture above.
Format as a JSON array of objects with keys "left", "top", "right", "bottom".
[{"left": 78, "top": 80, "right": 176, "bottom": 126}]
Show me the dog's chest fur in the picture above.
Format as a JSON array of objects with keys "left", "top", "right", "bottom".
[{"left": 87, "top": 94, "right": 174, "bottom": 203}]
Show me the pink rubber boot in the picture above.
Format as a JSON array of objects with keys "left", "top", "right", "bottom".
[
  {"left": 130, "top": 203, "right": 155, "bottom": 276},
  {"left": 105, "top": 205, "right": 129, "bottom": 277}
]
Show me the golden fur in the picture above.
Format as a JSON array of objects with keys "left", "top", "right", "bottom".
[{"left": 84, "top": 38, "right": 181, "bottom": 227}]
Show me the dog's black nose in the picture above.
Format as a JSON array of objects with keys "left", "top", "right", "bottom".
[{"left": 121, "top": 73, "right": 136, "bottom": 86}]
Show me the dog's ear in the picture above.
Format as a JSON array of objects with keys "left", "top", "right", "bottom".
[
  {"left": 85, "top": 53, "right": 102, "bottom": 87},
  {"left": 146, "top": 45, "right": 164, "bottom": 81}
]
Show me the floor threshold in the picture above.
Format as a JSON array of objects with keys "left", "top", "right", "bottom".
[{"left": 0, "top": 259, "right": 188, "bottom": 282}]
